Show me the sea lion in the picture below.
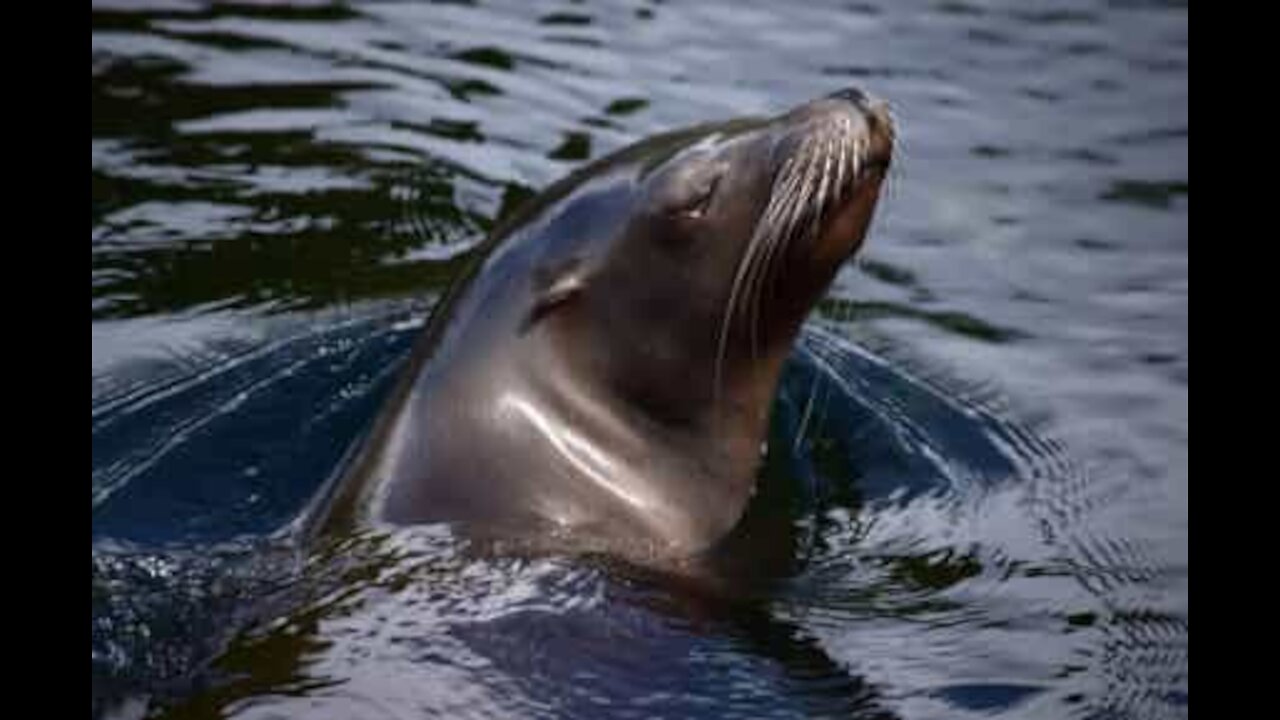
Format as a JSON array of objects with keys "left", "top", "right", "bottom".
[{"left": 311, "top": 88, "right": 895, "bottom": 563}]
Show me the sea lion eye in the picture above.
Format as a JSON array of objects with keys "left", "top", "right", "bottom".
[{"left": 678, "top": 174, "right": 720, "bottom": 219}]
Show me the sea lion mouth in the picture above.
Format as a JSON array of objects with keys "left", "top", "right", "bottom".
[{"left": 857, "top": 155, "right": 893, "bottom": 181}]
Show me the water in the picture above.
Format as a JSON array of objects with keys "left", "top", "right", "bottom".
[{"left": 91, "top": 1, "right": 1187, "bottom": 718}]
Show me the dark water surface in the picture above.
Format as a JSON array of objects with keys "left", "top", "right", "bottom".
[{"left": 91, "top": 1, "right": 1188, "bottom": 718}]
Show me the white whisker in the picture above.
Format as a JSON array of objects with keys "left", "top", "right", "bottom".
[
  {"left": 744, "top": 154, "right": 807, "bottom": 357},
  {"left": 713, "top": 154, "right": 798, "bottom": 406}
]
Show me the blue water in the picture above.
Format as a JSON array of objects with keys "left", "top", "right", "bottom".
[{"left": 92, "top": 1, "right": 1187, "bottom": 718}]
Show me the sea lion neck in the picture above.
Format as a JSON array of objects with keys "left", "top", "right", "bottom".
[{"left": 521, "top": 336, "right": 766, "bottom": 554}]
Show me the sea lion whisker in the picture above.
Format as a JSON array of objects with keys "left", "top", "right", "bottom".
[
  {"left": 814, "top": 130, "right": 838, "bottom": 233},
  {"left": 738, "top": 147, "right": 806, "bottom": 366},
  {"left": 738, "top": 156, "right": 807, "bottom": 379},
  {"left": 746, "top": 152, "right": 810, "bottom": 357},
  {"left": 764, "top": 138, "right": 822, "bottom": 303},
  {"left": 808, "top": 137, "right": 830, "bottom": 243},
  {"left": 737, "top": 158, "right": 803, "bottom": 368},
  {"left": 852, "top": 136, "right": 864, "bottom": 185},
  {"left": 767, "top": 139, "right": 819, "bottom": 274},
  {"left": 792, "top": 338, "right": 821, "bottom": 452},
  {"left": 834, "top": 117, "right": 850, "bottom": 201},
  {"left": 713, "top": 155, "right": 799, "bottom": 405},
  {"left": 713, "top": 244, "right": 754, "bottom": 406}
]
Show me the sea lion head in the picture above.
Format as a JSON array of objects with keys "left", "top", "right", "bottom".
[
  {"left": 533, "top": 88, "right": 894, "bottom": 428},
  {"left": 310, "top": 89, "right": 896, "bottom": 555}
]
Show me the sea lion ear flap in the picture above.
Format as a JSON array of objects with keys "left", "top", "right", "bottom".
[{"left": 525, "top": 256, "right": 592, "bottom": 330}]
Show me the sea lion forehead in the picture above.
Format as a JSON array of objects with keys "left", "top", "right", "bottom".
[
  {"left": 536, "top": 177, "right": 638, "bottom": 257},
  {"left": 501, "top": 122, "right": 771, "bottom": 256},
  {"left": 634, "top": 117, "right": 772, "bottom": 179},
  {"left": 476, "top": 172, "right": 639, "bottom": 282}
]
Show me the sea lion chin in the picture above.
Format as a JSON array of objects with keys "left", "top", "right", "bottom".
[{"left": 310, "top": 88, "right": 895, "bottom": 564}]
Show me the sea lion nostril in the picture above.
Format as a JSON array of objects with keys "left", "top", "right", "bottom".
[{"left": 828, "top": 87, "right": 869, "bottom": 108}]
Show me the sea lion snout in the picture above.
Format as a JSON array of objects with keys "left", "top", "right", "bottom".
[
  {"left": 826, "top": 85, "right": 891, "bottom": 126},
  {"left": 721, "top": 89, "right": 894, "bottom": 314},
  {"left": 774, "top": 87, "right": 895, "bottom": 183}
]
